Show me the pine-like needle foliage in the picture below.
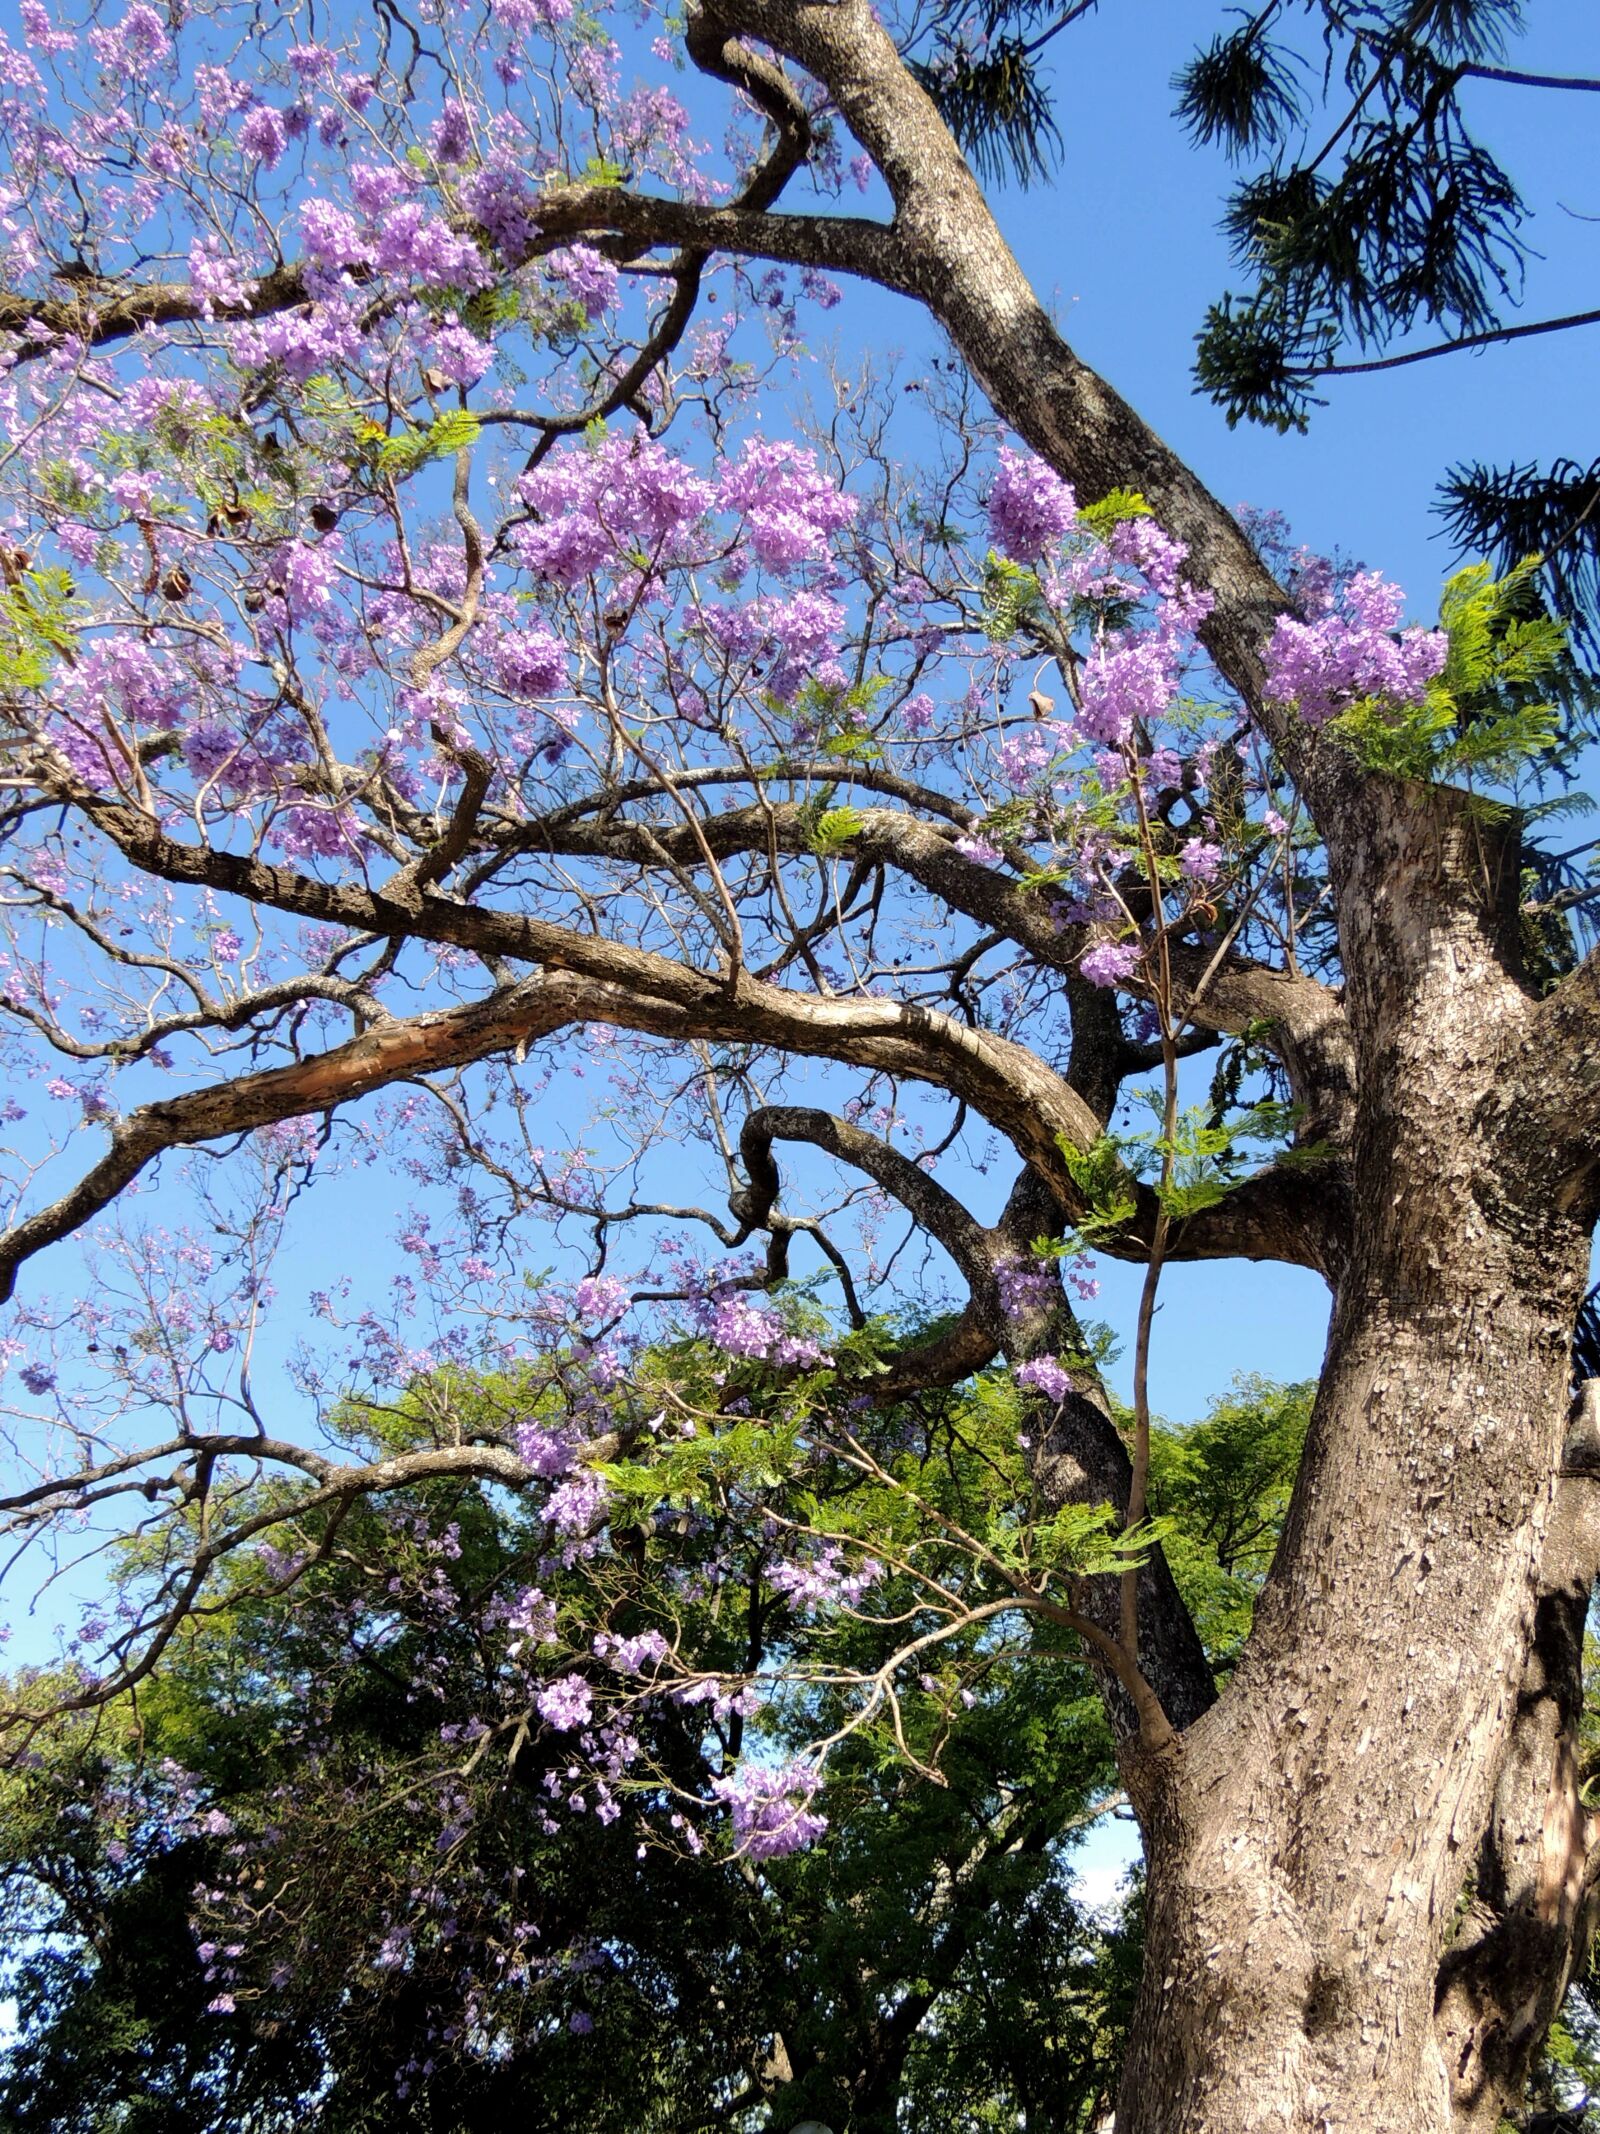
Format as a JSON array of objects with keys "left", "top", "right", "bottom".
[
  {"left": 1440, "top": 458, "right": 1600, "bottom": 659},
  {"left": 1179, "top": 0, "right": 1533, "bottom": 433},
  {"left": 910, "top": 0, "right": 1079, "bottom": 187}
]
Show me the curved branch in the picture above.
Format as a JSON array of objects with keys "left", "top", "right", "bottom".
[
  {"left": 0, "top": 976, "right": 587, "bottom": 1302},
  {"left": 0, "top": 261, "right": 310, "bottom": 361}
]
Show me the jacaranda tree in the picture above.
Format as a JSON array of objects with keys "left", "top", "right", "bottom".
[{"left": 0, "top": 4, "right": 1597, "bottom": 2130}]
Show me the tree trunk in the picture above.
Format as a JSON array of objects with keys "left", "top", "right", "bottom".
[
  {"left": 1114, "top": 790, "right": 1599, "bottom": 2132},
  {"left": 1119, "top": 1268, "right": 1585, "bottom": 2131},
  {"left": 1434, "top": 1395, "right": 1600, "bottom": 2131}
]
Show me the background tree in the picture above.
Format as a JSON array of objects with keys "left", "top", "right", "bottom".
[{"left": 7, "top": 1350, "right": 1238, "bottom": 2131}]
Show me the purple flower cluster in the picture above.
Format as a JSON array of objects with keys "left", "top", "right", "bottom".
[
  {"left": 491, "top": 624, "right": 567, "bottom": 699},
  {"left": 546, "top": 1465, "right": 610, "bottom": 1537},
  {"left": 1263, "top": 570, "right": 1445, "bottom": 727},
  {"left": 459, "top": 158, "right": 543, "bottom": 264},
  {"left": 996, "top": 1255, "right": 1057, "bottom": 1320},
  {"left": 233, "top": 298, "right": 366, "bottom": 382},
  {"left": 701, "top": 1292, "right": 830, "bottom": 1369},
  {"left": 1179, "top": 839, "right": 1223, "bottom": 884},
  {"left": 514, "top": 428, "right": 715, "bottom": 584},
  {"left": 1015, "top": 1354, "right": 1074, "bottom": 1402},
  {"left": 546, "top": 244, "right": 619, "bottom": 321},
  {"left": 595, "top": 1627, "right": 669, "bottom": 1673},
  {"left": 768, "top": 1543, "right": 883, "bottom": 1617},
  {"left": 187, "top": 236, "right": 255, "bottom": 315},
  {"left": 709, "top": 1759, "right": 828, "bottom": 1860},
  {"left": 987, "top": 446, "right": 1078, "bottom": 563},
  {"left": 503, "top": 1584, "right": 558, "bottom": 1654},
  {"left": 719, "top": 436, "right": 858, "bottom": 570},
  {"left": 1078, "top": 631, "right": 1179, "bottom": 749},
  {"left": 573, "top": 1273, "right": 628, "bottom": 1320},
  {"left": 514, "top": 1421, "right": 576, "bottom": 1478},
  {"left": 536, "top": 1672, "right": 593, "bottom": 1731},
  {"left": 373, "top": 203, "right": 486, "bottom": 288},
  {"left": 1078, "top": 938, "right": 1142, "bottom": 989},
  {"left": 237, "top": 104, "right": 288, "bottom": 169}
]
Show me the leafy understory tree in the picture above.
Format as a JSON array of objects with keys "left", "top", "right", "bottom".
[
  {"left": 0, "top": 5, "right": 1597, "bottom": 2132},
  {"left": 2, "top": 1361, "right": 1315, "bottom": 2132}
]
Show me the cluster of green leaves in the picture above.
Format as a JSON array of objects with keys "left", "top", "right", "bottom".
[
  {"left": 1148, "top": 1377, "right": 1313, "bottom": 1670},
  {"left": 1056, "top": 1084, "right": 1307, "bottom": 1249},
  {"left": 0, "top": 563, "right": 79, "bottom": 697},
  {"left": 369, "top": 407, "right": 483, "bottom": 479},
  {"left": 786, "top": 673, "right": 892, "bottom": 768}
]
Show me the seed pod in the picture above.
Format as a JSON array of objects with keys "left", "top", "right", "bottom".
[{"left": 160, "top": 566, "right": 192, "bottom": 602}]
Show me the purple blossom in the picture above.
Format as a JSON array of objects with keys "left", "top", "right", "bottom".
[
  {"left": 1109, "top": 515, "right": 1190, "bottom": 597},
  {"left": 1179, "top": 839, "right": 1223, "bottom": 883},
  {"left": 768, "top": 1544, "right": 883, "bottom": 1617},
  {"left": 710, "top": 1759, "right": 827, "bottom": 1860},
  {"left": 1144, "top": 747, "right": 1183, "bottom": 792},
  {"left": 996, "top": 1256, "right": 1057, "bottom": 1319},
  {"left": 493, "top": 0, "right": 574, "bottom": 28},
  {"left": 546, "top": 1466, "right": 610, "bottom": 1537},
  {"left": 515, "top": 429, "right": 715, "bottom": 585},
  {"left": 269, "top": 805, "right": 366, "bottom": 863},
  {"left": 514, "top": 1423, "right": 575, "bottom": 1478},
  {"left": 600, "top": 1628, "right": 669, "bottom": 1673},
  {"left": 574, "top": 1273, "right": 627, "bottom": 1320},
  {"left": 300, "top": 201, "right": 371, "bottom": 272},
  {"left": 702, "top": 1292, "right": 829, "bottom": 1368},
  {"left": 954, "top": 835, "right": 1003, "bottom": 868},
  {"left": 459, "top": 159, "right": 542, "bottom": 265},
  {"left": 747, "top": 589, "right": 844, "bottom": 701},
  {"left": 187, "top": 237, "right": 254, "bottom": 315},
  {"left": 282, "top": 539, "right": 340, "bottom": 621},
  {"left": 1078, "top": 631, "right": 1178, "bottom": 748},
  {"left": 372, "top": 204, "right": 485, "bottom": 288},
  {"left": 987, "top": 446, "right": 1077, "bottom": 562},
  {"left": 429, "top": 99, "right": 473, "bottom": 163},
  {"left": 504, "top": 1585, "right": 557, "bottom": 1649},
  {"left": 1016, "top": 1354, "right": 1074, "bottom": 1401},
  {"left": 1263, "top": 570, "right": 1446, "bottom": 727},
  {"left": 1079, "top": 939, "right": 1143, "bottom": 989},
  {"left": 720, "top": 437, "right": 858, "bottom": 570},
  {"left": 546, "top": 244, "right": 619, "bottom": 321},
  {"left": 902, "top": 692, "right": 935, "bottom": 733},
  {"left": 536, "top": 1672, "right": 593, "bottom": 1730},
  {"left": 233, "top": 299, "right": 366, "bottom": 382},
  {"left": 20, "top": 3, "right": 75, "bottom": 56},
  {"left": 286, "top": 43, "right": 338, "bottom": 82},
  {"left": 492, "top": 625, "right": 567, "bottom": 698},
  {"left": 237, "top": 105, "right": 288, "bottom": 168},
  {"left": 90, "top": 5, "right": 168, "bottom": 76},
  {"left": 427, "top": 315, "right": 495, "bottom": 386}
]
